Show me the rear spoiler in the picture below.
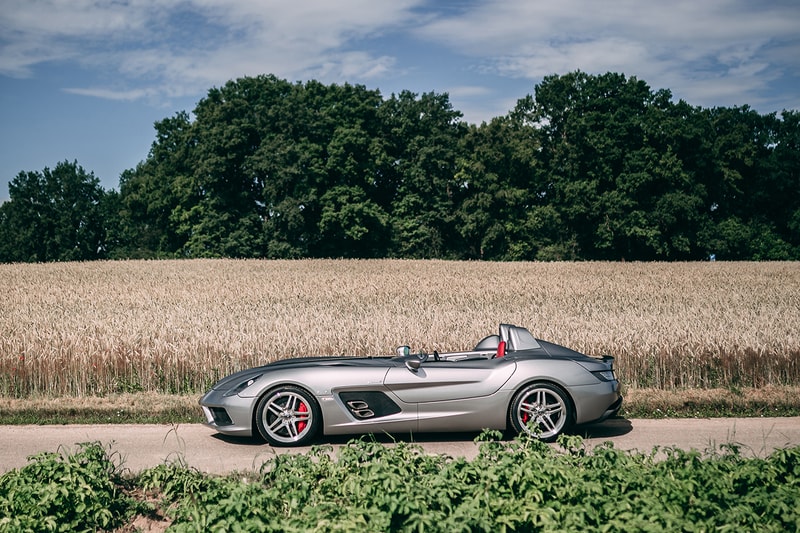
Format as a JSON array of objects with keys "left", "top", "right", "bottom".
[{"left": 601, "top": 355, "right": 615, "bottom": 369}]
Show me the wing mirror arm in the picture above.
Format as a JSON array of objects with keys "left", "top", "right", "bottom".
[
  {"left": 398, "top": 345, "right": 427, "bottom": 372},
  {"left": 405, "top": 358, "right": 421, "bottom": 372}
]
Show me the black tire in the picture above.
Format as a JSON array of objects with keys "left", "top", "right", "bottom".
[
  {"left": 509, "top": 382, "right": 573, "bottom": 442},
  {"left": 255, "top": 385, "right": 321, "bottom": 446}
]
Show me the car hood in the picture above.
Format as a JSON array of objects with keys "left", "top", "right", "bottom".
[{"left": 209, "top": 356, "right": 395, "bottom": 391}]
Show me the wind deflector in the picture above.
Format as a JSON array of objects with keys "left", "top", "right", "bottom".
[
  {"left": 474, "top": 334, "right": 500, "bottom": 351},
  {"left": 504, "top": 324, "right": 541, "bottom": 351}
]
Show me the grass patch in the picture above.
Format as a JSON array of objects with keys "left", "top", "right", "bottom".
[
  {"left": 1, "top": 387, "right": 799, "bottom": 425},
  {"left": 0, "top": 393, "right": 202, "bottom": 425},
  {"left": 621, "top": 385, "right": 800, "bottom": 418}
]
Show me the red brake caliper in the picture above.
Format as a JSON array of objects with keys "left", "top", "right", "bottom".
[{"left": 297, "top": 402, "right": 308, "bottom": 432}]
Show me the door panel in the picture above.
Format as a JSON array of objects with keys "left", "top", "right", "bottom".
[{"left": 384, "top": 359, "right": 516, "bottom": 403}]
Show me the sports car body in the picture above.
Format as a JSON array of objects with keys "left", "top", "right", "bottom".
[{"left": 199, "top": 324, "right": 622, "bottom": 446}]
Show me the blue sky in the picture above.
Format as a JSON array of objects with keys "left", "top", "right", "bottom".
[{"left": 1, "top": 0, "right": 798, "bottom": 201}]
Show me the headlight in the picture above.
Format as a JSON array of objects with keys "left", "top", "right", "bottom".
[{"left": 224, "top": 374, "right": 263, "bottom": 397}]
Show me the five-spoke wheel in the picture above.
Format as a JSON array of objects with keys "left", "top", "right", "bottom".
[
  {"left": 255, "top": 386, "right": 320, "bottom": 446},
  {"left": 509, "top": 382, "right": 572, "bottom": 442}
]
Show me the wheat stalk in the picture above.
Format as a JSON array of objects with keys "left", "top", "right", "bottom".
[{"left": 1, "top": 259, "right": 798, "bottom": 396}]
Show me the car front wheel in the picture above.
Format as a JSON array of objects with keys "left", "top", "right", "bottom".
[
  {"left": 255, "top": 386, "right": 321, "bottom": 446},
  {"left": 509, "top": 382, "right": 572, "bottom": 442}
]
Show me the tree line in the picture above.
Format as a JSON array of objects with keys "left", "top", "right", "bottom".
[{"left": 1, "top": 71, "right": 798, "bottom": 262}]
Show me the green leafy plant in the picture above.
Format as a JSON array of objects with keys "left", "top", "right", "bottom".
[
  {"left": 137, "top": 432, "right": 800, "bottom": 532},
  {"left": 3, "top": 435, "right": 799, "bottom": 531},
  {"left": 0, "top": 442, "right": 137, "bottom": 532}
]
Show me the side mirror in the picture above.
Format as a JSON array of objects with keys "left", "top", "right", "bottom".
[
  {"left": 396, "top": 345, "right": 411, "bottom": 357},
  {"left": 405, "top": 358, "right": 421, "bottom": 372}
]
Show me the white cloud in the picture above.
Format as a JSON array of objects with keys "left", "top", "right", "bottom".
[
  {"left": 448, "top": 85, "right": 492, "bottom": 98},
  {"left": 0, "top": 0, "right": 149, "bottom": 37},
  {"left": 0, "top": 0, "right": 422, "bottom": 98},
  {"left": 0, "top": 0, "right": 797, "bottom": 115},
  {"left": 414, "top": 0, "right": 800, "bottom": 110},
  {"left": 63, "top": 86, "right": 157, "bottom": 101}
]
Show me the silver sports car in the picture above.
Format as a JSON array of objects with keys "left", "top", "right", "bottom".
[{"left": 199, "top": 324, "right": 622, "bottom": 446}]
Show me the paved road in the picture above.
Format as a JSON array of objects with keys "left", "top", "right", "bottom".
[{"left": 2, "top": 418, "right": 799, "bottom": 474}]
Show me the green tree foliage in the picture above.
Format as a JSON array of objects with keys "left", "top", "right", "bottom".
[
  {"left": 776, "top": 110, "right": 800, "bottom": 250},
  {"left": 378, "top": 90, "right": 467, "bottom": 258},
  {"left": 0, "top": 161, "right": 108, "bottom": 262},
  {"left": 531, "top": 72, "right": 712, "bottom": 259},
  {"left": 689, "top": 106, "right": 799, "bottom": 260},
  {"left": 115, "top": 112, "right": 194, "bottom": 258},
  {"left": 454, "top": 109, "right": 568, "bottom": 261},
  {"left": 115, "top": 76, "right": 400, "bottom": 259},
  {"left": 319, "top": 185, "right": 389, "bottom": 258},
  {"left": 2, "top": 72, "right": 798, "bottom": 262}
]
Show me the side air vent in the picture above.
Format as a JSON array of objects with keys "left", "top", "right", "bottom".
[{"left": 339, "top": 391, "right": 402, "bottom": 420}]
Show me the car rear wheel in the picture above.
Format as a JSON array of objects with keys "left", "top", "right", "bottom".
[
  {"left": 255, "top": 386, "right": 321, "bottom": 446},
  {"left": 509, "top": 382, "right": 572, "bottom": 442}
]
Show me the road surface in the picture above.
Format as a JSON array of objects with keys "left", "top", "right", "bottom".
[{"left": 1, "top": 418, "right": 799, "bottom": 474}]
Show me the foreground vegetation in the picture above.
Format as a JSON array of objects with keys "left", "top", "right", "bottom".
[{"left": 2, "top": 435, "right": 799, "bottom": 532}]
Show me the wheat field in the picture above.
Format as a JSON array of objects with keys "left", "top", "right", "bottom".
[{"left": 1, "top": 259, "right": 798, "bottom": 397}]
